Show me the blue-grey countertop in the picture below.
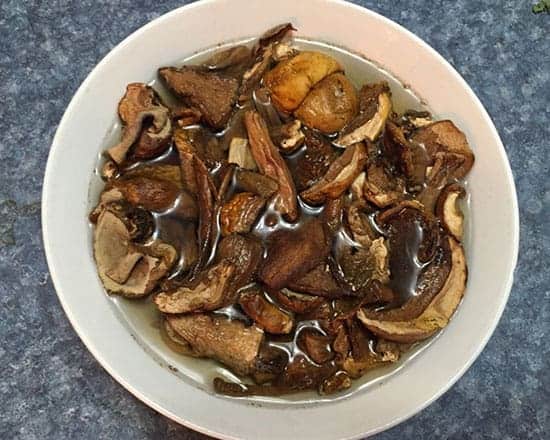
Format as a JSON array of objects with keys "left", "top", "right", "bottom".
[{"left": 1, "top": 0, "right": 548, "bottom": 438}]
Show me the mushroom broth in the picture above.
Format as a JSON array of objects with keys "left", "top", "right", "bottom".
[{"left": 90, "top": 25, "right": 472, "bottom": 400}]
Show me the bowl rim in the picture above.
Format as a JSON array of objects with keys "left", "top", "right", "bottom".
[{"left": 42, "top": 0, "right": 519, "bottom": 438}]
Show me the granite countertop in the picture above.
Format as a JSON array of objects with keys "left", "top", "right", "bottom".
[{"left": 1, "top": 0, "right": 548, "bottom": 438}]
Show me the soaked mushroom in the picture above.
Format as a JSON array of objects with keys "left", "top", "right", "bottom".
[
  {"left": 264, "top": 51, "right": 342, "bottom": 112},
  {"left": 93, "top": 204, "right": 176, "bottom": 298},
  {"left": 301, "top": 142, "right": 367, "bottom": 205},
  {"left": 90, "top": 24, "right": 474, "bottom": 398},
  {"left": 336, "top": 82, "right": 392, "bottom": 146},
  {"left": 159, "top": 66, "right": 239, "bottom": 130},
  {"left": 295, "top": 73, "right": 359, "bottom": 133}
]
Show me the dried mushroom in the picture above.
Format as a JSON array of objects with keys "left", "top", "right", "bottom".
[
  {"left": 159, "top": 66, "right": 238, "bottom": 130},
  {"left": 90, "top": 24, "right": 474, "bottom": 398},
  {"left": 336, "top": 82, "right": 392, "bottom": 146},
  {"left": 295, "top": 73, "right": 358, "bottom": 133},
  {"left": 264, "top": 51, "right": 342, "bottom": 112},
  {"left": 301, "top": 142, "right": 367, "bottom": 205}
]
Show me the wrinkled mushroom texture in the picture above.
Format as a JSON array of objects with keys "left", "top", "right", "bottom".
[
  {"left": 107, "top": 106, "right": 172, "bottom": 165},
  {"left": 336, "top": 83, "right": 392, "bottom": 146},
  {"left": 357, "top": 237, "right": 467, "bottom": 343},
  {"left": 287, "top": 263, "right": 343, "bottom": 298},
  {"left": 228, "top": 137, "right": 257, "bottom": 170},
  {"left": 166, "top": 314, "right": 264, "bottom": 376},
  {"left": 319, "top": 371, "right": 352, "bottom": 395},
  {"left": 383, "top": 120, "right": 428, "bottom": 191},
  {"left": 158, "top": 66, "right": 239, "bottom": 130},
  {"left": 235, "top": 169, "right": 279, "bottom": 198},
  {"left": 264, "top": 51, "right": 342, "bottom": 112},
  {"left": 301, "top": 142, "right": 367, "bottom": 205},
  {"left": 297, "top": 329, "right": 334, "bottom": 364},
  {"left": 93, "top": 208, "right": 176, "bottom": 298},
  {"left": 161, "top": 318, "right": 202, "bottom": 357},
  {"left": 411, "top": 120, "right": 474, "bottom": 178},
  {"left": 436, "top": 183, "right": 466, "bottom": 241},
  {"left": 272, "top": 120, "right": 305, "bottom": 154},
  {"left": 244, "top": 110, "right": 298, "bottom": 221},
  {"left": 220, "top": 192, "right": 265, "bottom": 236},
  {"left": 363, "top": 160, "right": 406, "bottom": 208},
  {"left": 122, "top": 164, "right": 183, "bottom": 190},
  {"left": 259, "top": 218, "right": 330, "bottom": 290},
  {"left": 154, "top": 261, "right": 235, "bottom": 313},
  {"left": 107, "top": 177, "right": 180, "bottom": 212},
  {"left": 114, "top": 83, "right": 173, "bottom": 161},
  {"left": 345, "top": 201, "right": 377, "bottom": 247},
  {"left": 239, "top": 288, "right": 294, "bottom": 334},
  {"left": 295, "top": 73, "right": 359, "bottom": 133},
  {"left": 270, "top": 289, "right": 325, "bottom": 314}
]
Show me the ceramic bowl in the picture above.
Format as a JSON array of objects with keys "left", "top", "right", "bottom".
[{"left": 42, "top": 0, "right": 519, "bottom": 438}]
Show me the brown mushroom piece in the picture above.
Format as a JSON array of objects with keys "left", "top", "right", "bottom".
[
  {"left": 345, "top": 201, "right": 377, "bottom": 247},
  {"left": 319, "top": 371, "right": 352, "bottom": 395},
  {"left": 271, "top": 119, "right": 305, "bottom": 154},
  {"left": 203, "top": 45, "right": 252, "bottom": 71},
  {"left": 292, "top": 128, "right": 339, "bottom": 192},
  {"left": 301, "top": 142, "right": 368, "bottom": 205},
  {"left": 297, "top": 329, "right": 334, "bottom": 364},
  {"left": 154, "top": 261, "right": 235, "bottom": 314},
  {"left": 166, "top": 314, "right": 264, "bottom": 376},
  {"left": 436, "top": 183, "right": 466, "bottom": 241},
  {"left": 93, "top": 204, "right": 176, "bottom": 298},
  {"left": 264, "top": 51, "right": 342, "bottom": 112},
  {"left": 122, "top": 164, "right": 183, "bottom": 189},
  {"left": 411, "top": 120, "right": 474, "bottom": 179},
  {"left": 270, "top": 289, "right": 325, "bottom": 314},
  {"left": 216, "top": 234, "right": 264, "bottom": 294},
  {"left": 239, "top": 288, "right": 294, "bottom": 334},
  {"left": 258, "top": 218, "right": 330, "bottom": 290},
  {"left": 357, "top": 236, "right": 467, "bottom": 343},
  {"left": 383, "top": 120, "right": 429, "bottom": 191},
  {"left": 244, "top": 110, "right": 298, "bottom": 221},
  {"left": 108, "top": 83, "right": 173, "bottom": 163},
  {"left": 287, "top": 263, "right": 343, "bottom": 299},
  {"left": 362, "top": 160, "right": 406, "bottom": 208},
  {"left": 220, "top": 192, "right": 265, "bottom": 236},
  {"left": 158, "top": 66, "right": 239, "bottom": 130},
  {"left": 160, "top": 317, "right": 202, "bottom": 357},
  {"left": 235, "top": 169, "right": 279, "bottom": 198},
  {"left": 336, "top": 82, "right": 392, "bottom": 146},
  {"left": 107, "top": 106, "right": 172, "bottom": 165},
  {"left": 295, "top": 73, "right": 359, "bottom": 134}
]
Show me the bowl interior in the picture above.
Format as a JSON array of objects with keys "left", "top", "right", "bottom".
[{"left": 43, "top": 1, "right": 518, "bottom": 438}]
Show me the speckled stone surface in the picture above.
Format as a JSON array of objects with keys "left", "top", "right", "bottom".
[{"left": 0, "top": 0, "right": 548, "bottom": 438}]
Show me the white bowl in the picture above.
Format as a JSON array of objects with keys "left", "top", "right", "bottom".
[{"left": 42, "top": 0, "right": 519, "bottom": 438}]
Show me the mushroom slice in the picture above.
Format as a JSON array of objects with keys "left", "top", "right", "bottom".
[
  {"left": 336, "top": 83, "right": 392, "bottom": 146},
  {"left": 357, "top": 237, "right": 467, "bottom": 343},
  {"left": 295, "top": 73, "right": 359, "bottom": 134},
  {"left": 270, "top": 289, "right": 325, "bottom": 314},
  {"left": 271, "top": 120, "right": 305, "bottom": 154},
  {"left": 228, "top": 137, "right": 257, "bottom": 170},
  {"left": 107, "top": 107, "right": 171, "bottom": 165},
  {"left": 292, "top": 128, "right": 339, "bottom": 192},
  {"left": 113, "top": 83, "right": 173, "bottom": 162},
  {"left": 319, "top": 371, "right": 352, "bottom": 395},
  {"left": 287, "top": 263, "right": 343, "bottom": 299},
  {"left": 345, "top": 201, "right": 377, "bottom": 247},
  {"left": 158, "top": 66, "right": 239, "bottom": 130},
  {"left": 166, "top": 314, "right": 264, "bottom": 376},
  {"left": 107, "top": 177, "right": 181, "bottom": 212},
  {"left": 264, "top": 51, "right": 342, "bottom": 112},
  {"left": 203, "top": 45, "right": 252, "bottom": 71},
  {"left": 342, "top": 318, "right": 387, "bottom": 378},
  {"left": 161, "top": 317, "right": 202, "bottom": 357},
  {"left": 235, "top": 169, "right": 279, "bottom": 198},
  {"left": 216, "top": 234, "right": 264, "bottom": 294},
  {"left": 374, "top": 339, "right": 412, "bottom": 363},
  {"left": 154, "top": 261, "right": 235, "bottom": 314},
  {"left": 301, "top": 142, "right": 367, "bottom": 205},
  {"left": 122, "top": 164, "right": 183, "bottom": 190},
  {"left": 244, "top": 110, "right": 298, "bottom": 221},
  {"left": 297, "top": 329, "right": 333, "bottom": 364},
  {"left": 436, "top": 183, "right": 466, "bottom": 241},
  {"left": 411, "top": 120, "right": 474, "bottom": 178},
  {"left": 383, "top": 120, "right": 429, "bottom": 191},
  {"left": 93, "top": 206, "right": 176, "bottom": 298},
  {"left": 363, "top": 160, "right": 406, "bottom": 208},
  {"left": 239, "top": 288, "right": 294, "bottom": 334},
  {"left": 220, "top": 192, "right": 265, "bottom": 236},
  {"left": 259, "top": 218, "right": 330, "bottom": 290},
  {"left": 257, "top": 23, "right": 296, "bottom": 51}
]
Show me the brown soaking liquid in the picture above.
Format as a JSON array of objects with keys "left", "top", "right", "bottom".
[{"left": 91, "top": 37, "right": 468, "bottom": 404}]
